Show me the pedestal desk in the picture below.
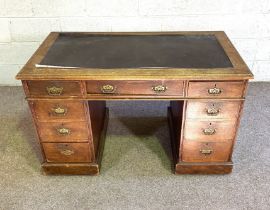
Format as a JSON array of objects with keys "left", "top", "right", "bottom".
[{"left": 16, "top": 32, "right": 253, "bottom": 175}]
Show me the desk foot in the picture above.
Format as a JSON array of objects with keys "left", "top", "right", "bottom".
[
  {"left": 42, "top": 162, "right": 100, "bottom": 175},
  {"left": 175, "top": 162, "right": 233, "bottom": 174}
]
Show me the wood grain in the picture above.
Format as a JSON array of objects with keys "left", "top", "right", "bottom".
[
  {"left": 168, "top": 103, "right": 184, "bottom": 162},
  {"left": 86, "top": 80, "right": 184, "bottom": 96},
  {"left": 88, "top": 101, "right": 106, "bottom": 158},
  {"left": 26, "top": 80, "right": 83, "bottom": 97},
  {"left": 38, "top": 121, "right": 89, "bottom": 142},
  {"left": 42, "top": 163, "right": 99, "bottom": 175},
  {"left": 31, "top": 100, "right": 87, "bottom": 122},
  {"left": 185, "top": 100, "right": 242, "bottom": 119},
  {"left": 175, "top": 162, "right": 233, "bottom": 174},
  {"left": 43, "top": 142, "right": 92, "bottom": 163},
  {"left": 184, "top": 120, "right": 236, "bottom": 141},
  {"left": 188, "top": 81, "right": 245, "bottom": 98},
  {"left": 181, "top": 141, "right": 232, "bottom": 162}
]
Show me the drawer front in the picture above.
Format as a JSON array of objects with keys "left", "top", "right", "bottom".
[
  {"left": 184, "top": 120, "right": 236, "bottom": 141},
  {"left": 32, "top": 100, "right": 87, "bottom": 122},
  {"left": 86, "top": 80, "right": 184, "bottom": 96},
  {"left": 27, "top": 81, "right": 82, "bottom": 97},
  {"left": 182, "top": 141, "right": 231, "bottom": 162},
  {"left": 43, "top": 143, "right": 91, "bottom": 162},
  {"left": 188, "top": 81, "right": 245, "bottom": 98},
  {"left": 38, "top": 122, "right": 89, "bottom": 142},
  {"left": 186, "top": 100, "right": 242, "bottom": 119}
]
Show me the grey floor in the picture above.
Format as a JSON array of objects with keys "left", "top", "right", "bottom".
[{"left": 0, "top": 83, "right": 269, "bottom": 210}]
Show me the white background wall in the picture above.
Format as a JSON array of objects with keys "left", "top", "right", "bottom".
[{"left": 0, "top": 0, "right": 269, "bottom": 85}]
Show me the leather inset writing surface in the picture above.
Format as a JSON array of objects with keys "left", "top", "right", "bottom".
[{"left": 39, "top": 34, "right": 233, "bottom": 69}]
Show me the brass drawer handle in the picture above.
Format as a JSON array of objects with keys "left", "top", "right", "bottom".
[
  {"left": 203, "top": 127, "right": 216, "bottom": 135},
  {"left": 60, "top": 149, "right": 74, "bottom": 156},
  {"left": 208, "top": 87, "right": 222, "bottom": 95},
  {"left": 152, "top": 85, "right": 167, "bottom": 93},
  {"left": 101, "top": 84, "right": 115, "bottom": 93},
  {"left": 200, "top": 149, "right": 213, "bottom": 155},
  {"left": 47, "top": 86, "right": 63, "bottom": 96},
  {"left": 206, "top": 107, "right": 219, "bottom": 116},
  {"left": 57, "top": 127, "right": 70, "bottom": 135},
  {"left": 52, "top": 107, "right": 67, "bottom": 116}
]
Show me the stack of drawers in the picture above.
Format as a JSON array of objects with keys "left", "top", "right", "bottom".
[
  {"left": 180, "top": 81, "right": 246, "bottom": 166},
  {"left": 26, "top": 81, "right": 94, "bottom": 166}
]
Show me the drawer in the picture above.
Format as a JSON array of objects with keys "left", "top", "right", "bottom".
[
  {"left": 38, "top": 121, "right": 89, "bottom": 142},
  {"left": 188, "top": 81, "right": 245, "bottom": 98},
  {"left": 31, "top": 100, "right": 87, "bottom": 122},
  {"left": 43, "top": 142, "right": 91, "bottom": 162},
  {"left": 186, "top": 100, "right": 242, "bottom": 119},
  {"left": 86, "top": 80, "right": 184, "bottom": 96},
  {"left": 26, "top": 80, "right": 82, "bottom": 97},
  {"left": 184, "top": 120, "right": 236, "bottom": 141},
  {"left": 182, "top": 141, "right": 231, "bottom": 162}
]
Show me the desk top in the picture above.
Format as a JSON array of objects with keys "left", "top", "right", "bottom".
[
  {"left": 16, "top": 32, "right": 253, "bottom": 80},
  {"left": 39, "top": 34, "right": 232, "bottom": 69}
]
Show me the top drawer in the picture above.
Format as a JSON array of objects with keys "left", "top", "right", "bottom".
[
  {"left": 86, "top": 80, "right": 184, "bottom": 96},
  {"left": 26, "top": 81, "right": 82, "bottom": 97},
  {"left": 188, "top": 81, "right": 245, "bottom": 98}
]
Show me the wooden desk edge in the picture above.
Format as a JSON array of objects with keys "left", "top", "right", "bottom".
[{"left": 15, "top": 31, "right": 253, "bottom": 81}]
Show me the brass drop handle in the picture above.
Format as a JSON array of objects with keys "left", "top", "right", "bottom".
[
  {"left": 152, "top": 85, "right": 167, "bottom": 93},
  {"left": 101, "top": 84, "right": 115, "bottom": 93},
  {"left": 60, "top": 149, "right": 74, "bottom": 156},
  {"left": 206, "top": 107, "right": 219, "bottom": 116},
  {"left": 57, "top": 127, "right": 70, "bottom": 135},
  {"left": 208, "top": 87, "right": 222, "bottom": 95},
  {"left": 203, "top": 127, "right": 216, "bottom": 135},
  {"left": 200, "top": 149, "right": 213, "bottom": 155},
  {"left": 47, "top": 86, "right": 63, "bottom": 96},
  {"left": 52, "top": 107, "right": 67, "bottom": 115}
]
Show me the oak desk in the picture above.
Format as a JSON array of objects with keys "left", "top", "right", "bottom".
[{"left": 16, "top": 32, "right": 253, "bottom": 175}]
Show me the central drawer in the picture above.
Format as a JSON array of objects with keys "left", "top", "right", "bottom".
[{"left": 86, "top": 80, "right": 184, "bottom": 96}]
